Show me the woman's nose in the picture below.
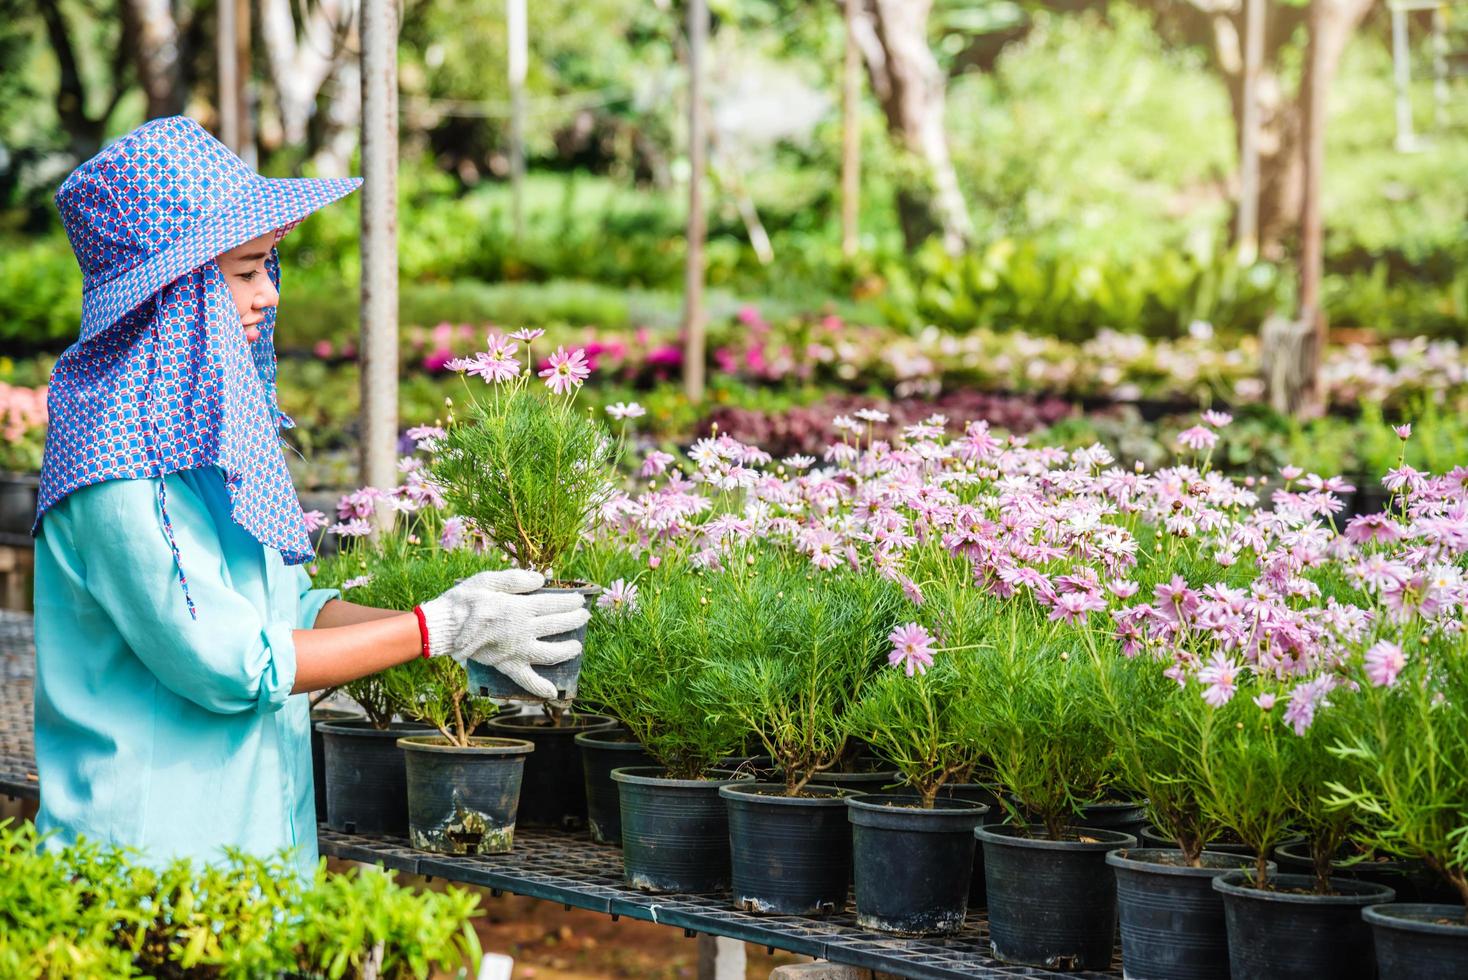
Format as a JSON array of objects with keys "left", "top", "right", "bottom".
[{"left": 257, "top": 278, "right": 280, "bottom": 310}]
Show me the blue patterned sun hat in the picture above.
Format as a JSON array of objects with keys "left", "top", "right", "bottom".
[
  {"left": 58, "top": 115, "right": 360, "bottom": 341},
  {"left": 35, "top": 116, "right": 361, "bottom": 617}
]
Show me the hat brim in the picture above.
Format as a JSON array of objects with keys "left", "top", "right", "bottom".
[{"left": 77, "top": 174, "right": 362, "bottom": 343}]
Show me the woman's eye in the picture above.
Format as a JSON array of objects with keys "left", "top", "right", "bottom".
[{"left": 239, "top": 271, "right": 258, "bottom": 282}]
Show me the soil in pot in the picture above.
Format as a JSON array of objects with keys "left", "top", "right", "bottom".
[
  {"left": 485, "top": 712, "right": 616, "bottom": 830},
  {"left": 977, "top": 823, "right": 1135, "bottom": 971},
  {"left": 847, "top": 794, "right": 989, "bottom": 936},
  {"left": 1273, "top": 840, "right": 1460, "bottom": 905},
  {"left": 467, "top": 583, "right": 600, "bottom": 700},
  {"left": 722, "top": 783, "right": 857, "bottom": 916},
  {"left": 575, "top": 728, "right": 652, "bottom": 845},
  {"left": 1363, "top": 903, "right": 1468, "bottom": 980},
  {"left": 1212, "top": 871, "right": 1395, "bottom": 980},
  {"left": 317, "top": 719, "right": 433, "bottom": 836},
  {"left": 1108, "top": 848, "right": 1270, "bottom": 980},
  {"left": 613, "top": 767, "right": 754, "bottom": 893},
  {"left": 399, "top": 735, "right": 534, "bottom": 854},
  {"left": 309, "top": 707, "right": 360, "bottom": 823}
]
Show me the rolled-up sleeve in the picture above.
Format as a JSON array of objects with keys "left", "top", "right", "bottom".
[
  {"left": 67, "top": 476, "right": 297, "bottom": 715},
  {"left": 293, "top": 564, "right": 340, "bottom": 629}
]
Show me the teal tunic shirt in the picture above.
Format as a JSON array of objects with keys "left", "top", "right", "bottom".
[{"left": 31, "top": 466, "right": 339, "bottom": 878}]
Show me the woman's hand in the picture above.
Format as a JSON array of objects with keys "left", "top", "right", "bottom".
[{"left": 418, "top": 570, "right": 588, "bottom": 698}]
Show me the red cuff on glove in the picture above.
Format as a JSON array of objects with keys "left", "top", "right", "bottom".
[{"left": 412, "top": 605, "right": 431, "bottom": 659}]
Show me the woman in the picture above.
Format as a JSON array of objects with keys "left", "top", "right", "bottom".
[{"left": 29, "top": 116, "right": 584, "bottom": 878}]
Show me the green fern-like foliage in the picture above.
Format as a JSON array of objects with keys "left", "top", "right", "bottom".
[{"left": 431, "top": 382, "right": 613, "bottom": 577}]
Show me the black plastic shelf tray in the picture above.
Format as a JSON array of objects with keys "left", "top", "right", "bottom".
[{"left": 319, "top": 828, "right": 1120, "bottom": 980}]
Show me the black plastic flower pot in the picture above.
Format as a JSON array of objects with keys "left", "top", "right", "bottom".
[
  {"left": 575, "top": 728, "right": 652, "bottom": 845},
  {"left": 1364, "top": 903, "right": 1468, "bottom": 980},
  {"left": 309, "top": 708, "right": 360, "bottom": 823},
  {"left": 1078, "top": 799, "right": 1148, "bottom": 845},
  {"left": 893, "top": 782, "right": 1003, "bottom": 906},
  {"left": 847, "top": 794, "right": 988, "bottom": 936},
  {"left": 1138, "top": 823, "right": 1262, "bottom": 857},
  {"left": 1212, "top": 871, "right": 1395, "bottom": 980},
  {"left": 466, "top": 584, "right": 600, "bottom": 700},
  {"left": 398, "top": 735, "right": 534, "bottom": 855},
  {"left": 809, "top": 766, "right": 900, "bottom": 790},
  {"left": 1274, "top": 840, "right": 1461, "bottom": 904},
  {"left": 485, "top": 712, "right": 617, "bottom": 830},
  {"left": 717, "top": 754, "right": 780, "bottom": 781},
  {"left": 612, "top": 767, "right": 754, "bottom": 893},
  {"left": 722, "top": 782, "right": 857, "bottom": 916},
  {"left": 0, "top": 473, "right": 39, "bottom": 536},
  {"left": 317, "top": 720, "right": 433, "bottom": 836},
  {"left": 1108, "top": 848, "right": 1270, "bottom": 980},
  {"left": 977, "top": 824, "right": 1134, "bottom": 971}
]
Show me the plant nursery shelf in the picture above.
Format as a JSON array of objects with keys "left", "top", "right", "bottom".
[
  {"left": 317, "top": 827, "right": 1121, "bottom": 980},
  {"left": 0, "top": 612, "right": 1118, "bottom": 979}
]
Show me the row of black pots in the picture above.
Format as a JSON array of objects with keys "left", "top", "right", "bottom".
[{"left": 315, "top": 711, "right": 618, "bottom": 854}]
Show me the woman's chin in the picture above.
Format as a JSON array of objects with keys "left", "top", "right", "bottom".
[{"left": 243, "top": 326, "right": 262, "bottom": 343}]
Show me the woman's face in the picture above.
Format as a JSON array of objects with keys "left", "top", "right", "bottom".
[{"left": 216, "top": 231, "right": 280, "bottom": 343}]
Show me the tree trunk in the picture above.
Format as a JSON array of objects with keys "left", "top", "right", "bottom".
[
  {"left": 860, "top": 0, "right": 972, "bottom": 254},
  {"left": 121, "top": 0, "right": 185, "bottom": 118},
  {"left": 261, "top": 0, "right": 354, "bottom": 149}
]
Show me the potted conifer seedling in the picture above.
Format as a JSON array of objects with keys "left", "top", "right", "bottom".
[
  {"left": 840, "top": 569, "right": 993, "bottom": 938},
  {"left": 1200, "top": 677, "right": 1394, "bottom": 980},
  {"left": 708, "top": 553, "right": 902, "bottom": 916},
  {"left": 578, "top": 558, "right": 752, "bottom": 893},
  {"left": 1327, "top": 633, "right": 1468, "bottom": 979},
  {"left": 430, "top": 330, "right": 613, "bottom": 702},
  {"left": 316, "top": 541, "right": 534, "bottom": 852}
]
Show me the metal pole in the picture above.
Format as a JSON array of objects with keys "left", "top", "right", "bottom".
[
  {"left": 360, "top": 0, "right": 400, "bottom": 499},
  {"left": 682, "top": 0, "right": 708, "bottom": 404},
  {"left": 217, "top": 0, "right": 238, "bottom": 150},
  {"left": 1299, "top": 0, "right": 1327, "bottom": 413},
  {"left": 841, "top": 0, "right": 861, "bottom": 258},
  {"left": 507, "top": 0, "right": 527, "bottom": 242},
  {"left": 1236, "top": 0, "right": 1264, "bottom": 264},
  {"left": 1433, "top": 4, "right": 1449, "bottom": 129},
  {"left": 236, "top": 0, "right": 256, "bottom": 168},
  {"left": 1392, "top": 4, "right": 1415, "bottom": 150}
]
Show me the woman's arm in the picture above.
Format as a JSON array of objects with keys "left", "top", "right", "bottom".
[{"left": 290, "top": 609, "right": 422, "bottom": 694}]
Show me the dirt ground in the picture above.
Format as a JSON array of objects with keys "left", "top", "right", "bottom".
[{"left": 459, "top": 888, "right": 808, "bottom": 979}]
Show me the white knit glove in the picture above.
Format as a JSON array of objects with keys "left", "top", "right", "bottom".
[{"left": 418, "top": 569, "right": 589, "bottom": 699}]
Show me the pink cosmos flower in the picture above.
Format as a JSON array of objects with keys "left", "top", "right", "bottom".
[
  {"left": 1197, "top": 653, "right": 1240, "bottom": 707},
  {"left": 1177, "top": 426, "right": 1218, "bottom": 452},
  {"left": 607, "top": 402, "right": 646, "bottom": 421},
  {"left": 440, "top": 515, "right": 468, "bottom": 550},
  {"left": 466, "top": 349, "right": 520, "bottom": 383},
  {"left": 1282, "top": 676, "right": 1335, "bottom": 735},
  {"left": 1344, "top": 514, "right": 1404, "bottom": 545},
  {"left": 597, "top": 578, "right": 639, "bottom": 614},
  {"left": 407, "top": 425, "right": 446, "bottom": 453},
  {"left": 539, "top": 346, "right": 591, "bottom": 393},
  {"left": 301, "top": 510, "right": 329, "bottom": 533},
  {"left": 1202, "top": 410, "right": 1233, "bottom": 428},
  {"left": 328, "top": 518, "right": 374, "bottom": 537},
  {"left": 1253, "top": 692, "right": 1277, "bottom": 710},
  {"left": 1394, "top": 424, "right": 1412, "bottom": 440},
  {"left": 1364, "top": 640, "right": 1406, "bottom": 687},
  {"left": 510, "top": 327, "right": 545, "bottom": 343},
  {"left": 888, "top": 623, "right": 937, "bottom": 677},
  {"left": 341, "top": 574, "right": 373, "bottom": 590},
  {"left": 641, "top": 450, "right": 675, "bottom": 477},
  {"left": 1050, "top": 591, "right": 1106, "bottom": 625}
]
